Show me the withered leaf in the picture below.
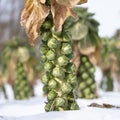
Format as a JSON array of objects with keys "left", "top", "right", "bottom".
[
  {"left": 56, "top": 0, "right": 87, "bottom": 7},
  {"left": 40, "top": 0, "right": 46, "bottom": 4},
  {"left": 79, "top": 0, "right": 87, "bottom": 4},
  {"left": 56, "top": 0, "right": 80, "bottom": 7},
  {"left": 50, "top": 0, "right": 78, "bottom": 32},
  {"left": 21, "top": 0, "right": 50, "bottom": 46}
]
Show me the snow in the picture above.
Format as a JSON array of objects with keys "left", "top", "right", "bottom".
[
  {"left": 0, "top": 68, "right": 120, "bottom": 120},
  {"left": 0, "top": 91, "right": 120, "bottom": 120}
]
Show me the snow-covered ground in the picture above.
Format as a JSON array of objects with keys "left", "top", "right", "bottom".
[
  {"left": 0, "top": 68, "right": 120, "bottom": 120},
  {"left": 0, "top": 91, "right": 120, "bottom": 120}
]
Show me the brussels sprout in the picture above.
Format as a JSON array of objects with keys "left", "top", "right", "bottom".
[
  {"left": 91, "top": 83, "right": 96, "bottom": 90},
  {"left": 44, "top": 61, "right": 54, "bottom": 71},
  {"left": 84, "top": 62, "right": 91, "bottom": 68},
  {"left": 42, "top": 20, "right": 53, "bottom": 30},
  {"left": 52, "top": 67, "right": 65, "bottom": 79},
  {"left": 79, "top": 82, "right": 86, "bottom": 89},
  {"left": 66, "top": 63, "right": 76, "bottom": 73},
  {"left": 86, "top": 78, "right": 93, "bottom": 85},
  {"left": 55, "top": 97, "right": 66, "bottom": 107},
  {"left": 47, "top": 90, "right": 57, "bottom": 101},
  {"left": 89, "top": 94, "right": 95, "bottom": 99},
  {"left": 43, "top": 85, "right": 49, "bottom": 94},
  {"left": 67, "top": 74, "right": 77, "bottom": 86},
  {"left": 41, "top": 32, "right": 51, "bottom": 42},
  {"left": 83, "top": 88, "right": 90, "bottom": 95},
  {"left": 79, "top": 66, "right": 85, "bottom": 73},
  {"left": 61, "top": 83, "right": 72, "bottom": 94},
  {"left": 44, "top": 102, "right": 52, "bottom": 112},
  {"left": 48, "top": 79, "right": 58, "bottom": 89},
  {"left": 78, "top": 92, "right": 83, "bottom": 98},
  {"left": 40, "top": 44, "right": 49, "bottom": 55},
  {"left": 61, "top": 43, "right": 72, "bottom": 55},
  {"left": 81, "top": 72, "right": 89, "bottom": 79},
  {"left": 58, "top": 55, "right": 69, "bottom": 66},
  {"left": 41, "top": 74, "right": 49, "bottom": 85},
  {"left": 47, "top": 38, "right": 58, "bottom": 49},
  {"left": 70, "top": 103, "right": 79, "bottom": 110},
  {"left": 81, "top": 56, "right": 88, "bottom": 63},
  {"left": 88, "top": 67, "right": 95, "bottom": 74},
  {"left": 46, "top": 50, "right": 56, "bottom": 60},
  {"left": 41, "top": 55, "right": 47, "bottom": 62},
  {"left": 62, "top": 32, "right": 72, "bottom": 42}
]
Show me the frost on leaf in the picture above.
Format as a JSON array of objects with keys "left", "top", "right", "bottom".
[
  {"left": 21, "top": 0, "right": 50, "bottom": 46},
  {"left": 50, "top": 0, "right": 78, "bottom": 32}
]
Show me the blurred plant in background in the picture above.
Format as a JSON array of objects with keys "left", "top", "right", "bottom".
[
  {"left": 100, "top": 36, "right": 120, "bottom": 91},
  {"left": 0, "top": 37, "right": 43, "bottom": 99},
  {"left": 64, "top": 7, "right": 101, "bottom": 99}
]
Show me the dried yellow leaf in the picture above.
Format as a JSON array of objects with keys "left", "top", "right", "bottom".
[
  {"left": 40, "top": 0, "right": 46, "bottom": 4},
  {"left": 56, "top": 0, "right": 80, "bottom": 7},
  {"left": 21, "top": 0, "right": 50, "bottom": 46},
  {"left": 79, "top": 0, "right": 87, "bottom": 4},
  {"left": 56, "top": 0, "right": 87, "bottom": 7},
  {"left": 50, "top": 0, "right": 78, "bottom": 31}
]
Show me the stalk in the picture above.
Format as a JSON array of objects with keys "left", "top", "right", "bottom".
[
  {"left": 77, "top": 55, "right": 97, "bottom": 99},
  {"left": 13, "top": 61, "right": 34, "bottom": 100},
  {"left": 40, "top": 13, "right": 79, "bottom": 111}
]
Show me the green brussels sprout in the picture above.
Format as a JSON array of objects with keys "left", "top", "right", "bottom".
[
  {"left": 41, "top": 55, "right": 47, "bottom": 62},
  {"left": 89, "top": 94, "right": 95, "bottom": 99},
  {"left": 83, "top": 88, "right": 90, "bottom": 95},
  {"left": 46, "top": 50, "right": 56, "bottom": 60},
  {"left": 44, "top": 61, "right": 54, "bottom": 71},
  {"left": 67, "top": 74, "right": 77, "bottom": 86},
  {"left": 91, "top": 83, "right": 96, "bottom": 90},
  {"left": 48, "top": 79, "right": 58, "bottom": 89},
  {"left": 40, "top": 43, "right": 49, "bottom": 55},
  {"left": 44, "top": 102, "right": 52, "bottom": 112},
  {"left": 84, "top": 62, "right": 91, "bottom": 68},
  {"left": 43, "top": 85, "right": 49, "bottom": 94},
  {"left": 62, "top": 31, "right": 72, "bottom": 42},
  {"left": 41, "top": 32, "right": 51, "bottom": 42},
  {"left": 81, "top": 56, "right": 88, "bottom": 63},
  {"left": 88, "top": 67, "right": 95, "bottom": 74},
  {"left": 51, "top": 26, "right": 61, "bottom": 37},
  {"left": 70, "top": 103, "right": 79, "bottom": 110},
  {"left": 47, "top": 90, "right": 57, "bottom": 101},
  {"left": 79, "top": 82, "right": 86, "bottom": 89},
  {"left": 79, "top": 66, "right": 85, "bottom": 73},
  {"left": 41, "top": 74, "right": 49, "bottom": 85},
  {"left": 78, "top": 92, "right": 83, "bottom": 98},
  {"left": 86, "top": 78, "right": 93, "bottom": 85},
  {"left": 81, "top": 72, "right": 89, "bottom": 79},
  {"left": 61, "top": 83, "right": 72, "bottom": 94},
  {"left": 52, "top": 67, "right": 65, "bottom": 79},
  {"left": 65, "top": 63, "right": 76, "bottom": 73},
  {"left": 42, "top": 20, "right": 53, "bottom": 30},
  {"left": 55, "top": 97, "right": 66, "bottom": 107},
  {"left": 61, "top": 43, "right": 72, "bottom": 55},
  {"left": 58, "top": 55, "right": 69, "bottom": 66},
  {"left": 47, "top": 38, "right": 58, "bottom": 49}
]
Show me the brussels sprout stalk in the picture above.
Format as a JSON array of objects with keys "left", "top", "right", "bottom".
[{"left": 40, "top": 3, "right": 79, "bottom": 111}]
